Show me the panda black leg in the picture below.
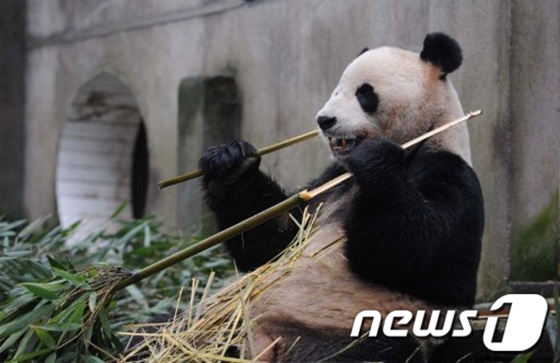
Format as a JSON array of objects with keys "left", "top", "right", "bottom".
[{"left": 284, "top": 331, "right": 427, "bottom": 363}]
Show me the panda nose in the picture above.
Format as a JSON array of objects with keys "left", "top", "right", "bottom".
[{"left": 317, "top": 116, "right": 337, "bottom": 130}]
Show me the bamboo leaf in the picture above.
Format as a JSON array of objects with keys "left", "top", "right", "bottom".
[
  {"left": 24, "top": 260, "right": 53, "bottom": 280},
  {"left": 45, "top": 352, "right": 57, "bottom": 363},
  {"left": 55, "top": 330, "right": 68, "bottom": 348},
  {"left": 20, "top": 283, "right": 60, "bottom": 300},
  {"left": 38, "top": 226, "right": 64, "bottom": 247},
  {"left": 0, "top": 292, "right": 37, "bottom": 321},
  {"left": 84, "top": 324, "right": 93, "bottom": 343},
  {"left": 61, "top": 220, "right": 81, "bottom": 237},
  {"left": 511, "top": 351, "right": 534, "bottom": 363},
  {"left": 0, "top": 250, "right": 32, "bottom": 259},
  {"left": 143, "top": 223, "right": 151, "bottom": 247},
  {"left": 82, "top": 355, "right": 105, "bottom": 363},
  {"left": 32, "top": 322, "right": 82, "bottom": 332},
  {"left": 47, "top": 255, "right": 68, "bottom": 271},
  {"left": 14, "top": 328, "right": 37, "bottom": 359},
  {"left": 110, "top": 202, "right": 128, "bottom": 219},
  {"left": 118, "top": 221, "right": 147, "bottom": 246},
  {"left": 88, "top": 292, "right": 97, "bottom": 313},
  {"left": 33, "top": 327, "right": 56, "bottom": 349},
  {"left": 0, "top": 328, "right": 26, "bottom": 354},
  {"left": 98, "top": 309, "right": 112, "bottom": 337},
  {"left": 0, "top": 304, "right": 54, "bottom": 338},
  {"left": 109, "top": 332, "right": 123, "bottom": 351},
  {"left": 10, "top": 347, "right": 53, "bottom": 362},
  {"left": 0, "top": 220, "right": 26, "bottom": 235},
  {"left": 50, "top": 294, "right": 88, "bottom": 327},
  {"left": 16, "top": 217, "right": 50, "bottom": 240},
  {"left": 69, "top": 300, "right": 86, "bottom": 324},
  {"left": 52, "top": 268, "right": 88, "bottom": 288}
]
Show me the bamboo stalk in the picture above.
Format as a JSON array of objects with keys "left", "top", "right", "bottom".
[
  {"left": 158, "top": 130, "right": 320, "bottom": 189},
  {"left": 113, "top": 195, "right": 304, "bottom": 291},
  {"left": 401, "top": 110, "right": 482, "bottom": 149},
  {"left": 114, "top": 110, "right": 482, "bottom": 292}
]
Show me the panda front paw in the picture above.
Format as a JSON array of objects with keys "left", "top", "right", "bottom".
[
  {"left": 198, "top": 140, "right": 261, "bottom": 198},
  {"left": 343, "top": 138, "right": 405, "bottom": 193}
]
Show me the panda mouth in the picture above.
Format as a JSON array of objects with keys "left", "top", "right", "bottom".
[{"left": 328, "top": 137, "right": 363, "bottom": 153}]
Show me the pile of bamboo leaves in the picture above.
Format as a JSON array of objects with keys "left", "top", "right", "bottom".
[
  {"left": 0, "top": 214, "right": 234, "bottom": 362},
  {"left": 0, "top": 261, "right": 128, "bottom": 362}
]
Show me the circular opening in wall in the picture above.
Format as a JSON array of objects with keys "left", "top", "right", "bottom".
[{"left": 56, "top": 72, "right": 149, "bottom": 238}]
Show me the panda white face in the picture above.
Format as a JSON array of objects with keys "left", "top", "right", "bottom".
[{"left": 316, "top": 46, "right": 453, "bottom": 157}]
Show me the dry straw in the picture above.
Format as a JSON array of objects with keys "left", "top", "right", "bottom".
[{"left": 118, "top": 208, "right": 325, "bottom": 362}]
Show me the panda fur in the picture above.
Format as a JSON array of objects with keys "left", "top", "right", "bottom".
[{"left": 198, "top": 33, "right": 484, "bottom": 362}]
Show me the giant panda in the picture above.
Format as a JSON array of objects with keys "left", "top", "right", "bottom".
[{"left": 198, "top": 32, "right": 484, "bottom": 362}]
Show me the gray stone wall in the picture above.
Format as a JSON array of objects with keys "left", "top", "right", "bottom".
[
  {"left": 18, "top": 0, "right": 560, "bottom": 300},
  {"left": 509, "top": 0, "right": 559, "bottom": 284}
]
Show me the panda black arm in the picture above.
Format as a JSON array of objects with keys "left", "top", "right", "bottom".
[
  {"left": 342, "top": 138, "right": 483, "bottom": 306},
  {"left": 199, "top": 141, "right": 303, "bottom": 272}
]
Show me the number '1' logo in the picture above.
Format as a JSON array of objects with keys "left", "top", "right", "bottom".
[{"left": 483, "top": 294, "right": 548, "bottom": 351}]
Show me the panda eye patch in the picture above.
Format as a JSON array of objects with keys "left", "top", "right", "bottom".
[{"left": 355, "top": 83, "right": 379, "bottom": 114}]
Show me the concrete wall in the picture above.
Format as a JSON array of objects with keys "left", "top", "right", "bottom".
[
  {"left": 509, "top": 0, "right": 560, "bottom": 284},
  {"left": 20, "top": 0, "right": 560, "bottom": 300}
]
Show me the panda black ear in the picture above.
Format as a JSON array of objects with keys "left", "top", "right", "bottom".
[
  {"left": 358, "top": 47, "right": 369, "bottom": 57},
  {"left": 420, "top": 32, "right": 462, "bottom": 78}
]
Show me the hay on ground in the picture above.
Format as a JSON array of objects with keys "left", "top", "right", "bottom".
[{"left": 118, "top": 207, "right": 334, "bottom": 362}]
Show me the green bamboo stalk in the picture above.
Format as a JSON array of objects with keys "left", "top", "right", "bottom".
[
  {"left": 112, "top": 194, "right": 305, "bottom": 291},
  {"left": 157, "top": 130, "right": 320, "bottom": 189}
]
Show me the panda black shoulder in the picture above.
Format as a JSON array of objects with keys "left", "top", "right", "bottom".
[
  {"left": 420, "top": 32, "right": 463, "bottom": 77},
  {"left": 409, "top": 148, "right": 481, "bottom": 195}
]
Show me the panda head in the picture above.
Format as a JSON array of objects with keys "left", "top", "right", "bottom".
[{"left": 317, "top": 32, "right": 471, "bottom": 163}]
